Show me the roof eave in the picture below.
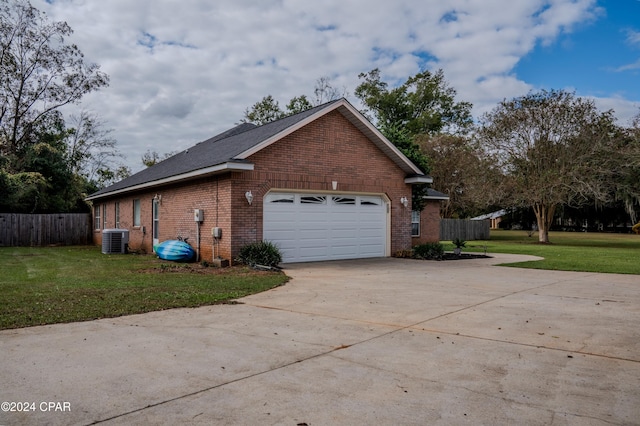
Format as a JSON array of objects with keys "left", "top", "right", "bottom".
[
  {"left": 86, "top": 161, "right": 254, "bottom": 201},
  {"left": 423, "top": 195, "right": 450, "bottom": 200},
  {"left": 404, "top": 176, "right": 433, "bottom": 184}
]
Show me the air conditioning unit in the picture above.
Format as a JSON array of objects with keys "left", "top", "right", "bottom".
[{"left": 102, "top": 229, "right": 129, "bottom": 254}]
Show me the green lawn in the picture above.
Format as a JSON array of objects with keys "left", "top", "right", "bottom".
[
  {"left": 0, "top": 246, "right": 289, "bottom": 330},
  {"left": 445, "top": 230, "right": 640, "bottom": 275}
]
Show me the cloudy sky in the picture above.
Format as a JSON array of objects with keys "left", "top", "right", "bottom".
[{"left": 36, "top": 0, "right": 640, "bottom": 173}]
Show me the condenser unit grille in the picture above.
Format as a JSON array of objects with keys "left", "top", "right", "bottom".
[{"left": 102, "top": 229, "right": 129, "bottom": 254}]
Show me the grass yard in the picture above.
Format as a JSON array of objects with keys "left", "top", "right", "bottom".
[
  {"left": 0, "top": 246, "right": 289, "bottom": 330},
  {"left": 447, "top": 229, "right": 640, "bottom": 275}
]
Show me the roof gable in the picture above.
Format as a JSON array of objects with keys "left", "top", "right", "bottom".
[{"left": 87, "top": 98, "right": 425, "bottom": 200}]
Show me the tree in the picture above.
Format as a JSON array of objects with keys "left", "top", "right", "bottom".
[
  {"left": 242, "top": 95, "right": 285, "bottom": 125},
  {"left": 141, "top": 149, "right": 176, "bottom": 167},
  {"left": 285, "top": 95, "right": 313, "bottom": 115},
  {"left": 65, "top": 111, "right": 124, "bottom": 182},
  {"left": 92, "top": 164, "right": 130, "bottom": 189},
  {"left": 354, "top": 68, "right": 473, "bottom": 136},
  {"left": 417, "top": 133, "right": 503, "bottom": 218},
  {"left": 0, "top": 0, "right": 109, "bottom": 159},
  {"left": 616, "top": 111, "right": 640, "bottom": 224},
  {"left": 477, "top": 89, "right": 621, "bottom": 243},
  {"left": 242, "top": 76, "right": 345, "bottom": 125},
  {"left": 313, "top": 76, "right": 346, "bottom": 105}
]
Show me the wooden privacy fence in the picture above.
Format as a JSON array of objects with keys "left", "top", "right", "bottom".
[
  {"left": 0, "top": 213, "right": 92, "bottom": 247},
  {"left": 440, "top": 218, "right": 490, "bottom": 241}
]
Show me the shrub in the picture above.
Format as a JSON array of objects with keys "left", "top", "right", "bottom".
[
  {"left": 236, "top": 241, "right": 282, "bottom": 267},
  {"left": 412, "top": 242, "right": 444, "bottom": 260}
]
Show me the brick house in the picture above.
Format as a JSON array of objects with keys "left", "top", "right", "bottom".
[{"left": 86, "top": 98, "right": 445, "bottom": 263}]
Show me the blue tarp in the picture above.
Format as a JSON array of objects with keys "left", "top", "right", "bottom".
[{"left": 155, "top": 240, "right": 196, "bottom": 262}]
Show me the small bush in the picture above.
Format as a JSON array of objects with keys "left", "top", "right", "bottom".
[
  {"left": 236, "top": 241, "right": 282, "bottom": 267},
  {"left": 413, "top": 242, "right": 444, "bottom": 260}
]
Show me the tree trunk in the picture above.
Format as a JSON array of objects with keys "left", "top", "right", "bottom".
[{"left": 533, "top": 203, "right": 556, "bottom": 243}]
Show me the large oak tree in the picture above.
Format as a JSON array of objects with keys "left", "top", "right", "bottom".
[{"left": 477, "top": 89, "right": 622, "bottom": 243}]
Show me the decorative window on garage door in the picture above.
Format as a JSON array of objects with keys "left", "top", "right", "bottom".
[
  {"left": 360, "top": 196, "right": 382, "bottom": 206},
  {"left": 332, "top": 196, "right": 356, "bottom": 205},
  {"left": 300, "top": 195, "right": 327, "bottom": 204},
  {"left": 267, "top": 194, "right": 294, "bottom": 203}
]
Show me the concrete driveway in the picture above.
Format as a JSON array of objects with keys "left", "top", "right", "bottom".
[{"left": 1, "top": 255, "right": 639, "bottom": 425}]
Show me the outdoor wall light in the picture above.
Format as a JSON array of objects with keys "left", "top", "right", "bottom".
[
  {"left": 153, "top": 194, "right": 162, "bottom": 204},
  {"left": 400, "top": 196, "right": 409, "bottom": 208},
  {"left": 245, "top": 191, "right": 254, "bottom": 205},
  {"left": 332, "top": 181, "right": 338, "bottom": 190}
]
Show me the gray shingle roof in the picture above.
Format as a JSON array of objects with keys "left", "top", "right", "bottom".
[
  {"left": 424, "top": 188, "right": 449, "bottom": 200},
  {"left": 87, "top": 98, "right": 425, "bottom": 200}
]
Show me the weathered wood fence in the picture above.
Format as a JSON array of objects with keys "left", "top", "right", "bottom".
[
  {"left": 0, "top": 213, "right": 92, "bottom": 247},
  {"left": 440, "top": 218, "right": 490, "bottom": 241}
]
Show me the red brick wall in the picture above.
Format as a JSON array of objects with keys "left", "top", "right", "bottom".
[
  {"left": 92, "top": 176, "right": 233, "bottom": 261},
  {"left": 412, "top": 200, "right": 442, "bottom": 245},
  {"left": 93, "top": 109, "right": 427, "bottom": 261},
  {"left": 92, "top": 193, "right": 153, "bottom": 253},
  {"left": 236, "top": 110, "right": 414, "bottom": 255}
]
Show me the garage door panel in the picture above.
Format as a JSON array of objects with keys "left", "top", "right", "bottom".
[
  {"left": 264, "top": 193, "right": 388, "bottom": 263},
  {"left": 299, "top": 229, "right": 329, "bottom": 240},
  {"left": 330, "top": 229, "right": 358, "bottom": 238},
  {"left": 359, "top": 229, "right": 385, "bottom": 238},
  {"left": 298, "top": 247, "right": 329, "bottom": 260}
]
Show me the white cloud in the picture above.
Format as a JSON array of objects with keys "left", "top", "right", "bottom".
[
  {"left": 615, "top": 59, "right": 640, "bottom": 72},
  {"left": 626, "top": 29, "right": 640, "bottom": 46},
  {"left": 591, "top": 96, "right": 640, "bottom": 126},
  {"left": 33, "top": 0, "right": 633, "bottom": 173}
]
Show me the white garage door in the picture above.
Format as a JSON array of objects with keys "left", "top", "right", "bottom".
[{"left": 263, "top": 192, "right": 388, "bottom": 263}]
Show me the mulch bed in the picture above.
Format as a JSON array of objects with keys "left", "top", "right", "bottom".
[{"left": 441, "top": 253, "right": 492, "bottom": 260}]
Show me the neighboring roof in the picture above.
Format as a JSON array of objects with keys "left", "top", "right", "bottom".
[
  {"left": 471, "top": 209, "right": 508, "bottom": 221},
  {"left": 87, "top": 98, "right": 426, "bottom": 201}
]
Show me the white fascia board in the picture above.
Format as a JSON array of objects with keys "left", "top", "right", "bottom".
[
  {"left": 423, "top": 194, "right": 450, "bottom": 200},
  {"left": 404, "top": 176, "right": 433, "bottom": 184},
  {"left": 85, "top": 162, "right": 254, "bottom": 201}
]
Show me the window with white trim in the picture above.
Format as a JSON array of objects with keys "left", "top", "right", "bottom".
[
  {"left": 103, "top": 204, "right": 107, "bottom": 229},
  {"left": 115, "top": 202, "right": 120, "bottom": 228},
  {"left": 411, "top": 210, "right": 420, "bottom": 237}
]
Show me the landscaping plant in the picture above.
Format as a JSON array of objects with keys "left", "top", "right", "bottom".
[
  {"left": 236, "top": 241, "right": 283, "bottom": 268},
  {"left": 412, "top": 242, "right": 445, "bottom": 260}
]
